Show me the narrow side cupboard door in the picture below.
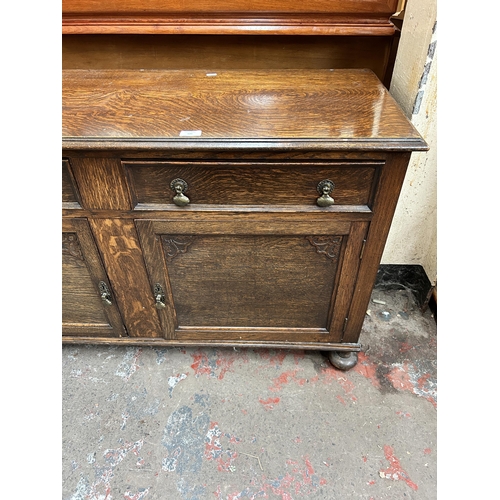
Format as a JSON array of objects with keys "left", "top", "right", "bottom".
[
  {"left": 62, "top": 218, "right": 127, "bottom": 338},
  {"left": 136, "top": 216, "right": 368, "bottom": 344}
]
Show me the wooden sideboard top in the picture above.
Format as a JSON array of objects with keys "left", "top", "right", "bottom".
[{"left": 62, "top": 68, "right": 427, "bottom": 151}]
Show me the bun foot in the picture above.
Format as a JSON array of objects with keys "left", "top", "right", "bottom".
[{"left": 327, "top": 351, "right": 358, "bottom": 370}]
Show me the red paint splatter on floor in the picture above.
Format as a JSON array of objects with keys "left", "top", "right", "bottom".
[
  {"left": 258, "top": 349, "right": 288, "bottom": 367},
  {"left": 386, "top": 363, "right": 437, "bottom": 408},
  {"left": 417, "top": 372, "right": 431, "bottom": 389},
  {"left": 346, "top": 352, "right": 437, "bottom": 409},
  {"left": 424, "top": 448, "right": 432, "bottom": 455},
  {"left": 259, "top": 397, "right": 281, "bottom": 410},
  {"left": 268, "top": 364, "right": 364, "bottom": 402},
  {"left": 396, "top": 411, "right": 412, "bottom": 418},
  {"left": 380, "top": 445, "right": 418, "bottom": 491},
  {"left": 269, "top": 363, "right": 379, "bottom": 393},
  {"left": 367, "top": 480, "right": 376, "bottom": 486},
  {"left": 213, "top": 457, "right": 327, "bottom": 499},
  {"left": 293, "top": 351, "right": 306, "bottom": 364},
  {"left": 269, "top": 369, "right": 308, "bottom": 391},
  {"left": 362, "top": 455, "right": 368, "bottom": 462},
  {"left": 352, "top": 352, "right": 381, "bottom": 389},
  {"left": 387, "top": 366, "right": 413, "bottom": 391},
  {"left": 399, "top": 342, "right": 413, "bottom": 353},
  {"left": 321, "top": 366, "right": 357, "bottom": 402},
  {"left": 228, "top": 434, "right": 241, "bottom": 445},
  {"left": 303, "top": 456, "right": 315, "bottom": 481},
  {"left": 205, "top": 422, "right": 239, "bottom": 472},
  {"left": 227, "top": 493, "right": 247, "bottom": 500},
  {"left": 190, "top": 353, "right": 212, "bottom": 377},
  {"left": 281, "top": 458, "right": 324, "bottom": 491}
]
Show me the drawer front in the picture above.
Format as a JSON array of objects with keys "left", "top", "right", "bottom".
[{"left": 123, "top": 161, "right": 381, "bottom": 209}]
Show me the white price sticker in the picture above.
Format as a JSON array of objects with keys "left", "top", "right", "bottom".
[{"left": 179, "top": 130, "right": 202, "bottom": 137}]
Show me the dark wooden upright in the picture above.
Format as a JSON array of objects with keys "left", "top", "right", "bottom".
[{"left": 62, "top": 1, "right": 427, "bottom": 370}]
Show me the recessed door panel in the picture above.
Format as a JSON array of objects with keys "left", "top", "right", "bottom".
[
  {"left": 163, "top": 233, "right": 340, "bottom": 328},
  {"left": 136, "top": 217, "right": 367, "bottom": 343}
]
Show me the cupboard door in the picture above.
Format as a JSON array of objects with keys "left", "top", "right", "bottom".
[
  {"left": 62, "top": 218, "right": 127, "bottom": 337},
  {"left": 136, "top": 216, "right": 368, "bottom": 343}
]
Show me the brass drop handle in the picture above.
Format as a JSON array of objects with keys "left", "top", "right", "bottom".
[
  {"left": 316, "top": 180, "right": 335, "bottom": 207},
  {"left": 170, "top": 178, "right": 190, "bottom": 206},
  {"left": 99, "top": 281, "right": 113, "bottom": 306},
  {"left": 154, "top": 283, "right": 166, "bottom": 309}
]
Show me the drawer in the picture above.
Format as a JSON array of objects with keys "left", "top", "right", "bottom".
[{"left": 123, "top": 161, "right": 382, "bottom": 209}]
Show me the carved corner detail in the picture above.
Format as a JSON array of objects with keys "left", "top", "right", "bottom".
[
  {"left": 62, "top": 233, "right": 84, "bottom": 262},
  {"left": 306, "top": 236, "right": 342, "bottom": 260},
  {"left": 161, "top": 235, "right": 195, "bottom": 262}
]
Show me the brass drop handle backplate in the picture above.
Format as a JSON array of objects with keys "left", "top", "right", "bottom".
[
  {"left": 154, "top": 283, "right": 166, "bottom": 309},
  {"left": 170, "top": 178, "right": 190, "bottom": 206},
  {"left": 316, "top": 179, "right": 335, "bottom": 207},
  {"left": 99, "top": 281, "right": 112, "bottom": 306}
]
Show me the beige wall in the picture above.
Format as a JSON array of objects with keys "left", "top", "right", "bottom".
[{"left": 382, "top": 0, "right": 437, "bottom": 285}]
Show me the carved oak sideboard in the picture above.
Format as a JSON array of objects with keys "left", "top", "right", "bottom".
[{"left": 62, "top": 68, "right": 426, "bottom": 369}]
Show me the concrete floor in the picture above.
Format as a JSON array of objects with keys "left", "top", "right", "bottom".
[{"left": 62, "top": 288, "right": 437, "bottom": 500}]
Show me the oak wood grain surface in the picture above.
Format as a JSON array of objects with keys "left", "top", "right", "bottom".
[
  {"left": 62, "top": 159, "right": 82, "bottom": 209},
  {"left": 88, "top": 218, "right": 163, "bottom": 338},
  {"left": 62, "top": 69, "right": 426, "bottom": 150},
  {"left": 166, "top": 234, "right": 338, "bottom": 329},
  {"left": 62, "top": 0, "right": 399, "bottom": 35},
  {"left": 62, "top": 68, "right": 427, "bottom": 351},
  {"left": 61, "top": 337, "right": 361, "bottom": 351},
  {"left": 69, "top": 157, "right": 132, "bottom": 210},
  {"left": 136, "top": 217, "right": 358, "bottom": 341},
  {"left": 123, "top": 161, "right": 380, "bottom": 207},
  {"left": 62, "top": 35, "right": 392, "bottom": 85},
  {"left": 343, "top": 152, "right": 412, "bottom": 342},
  {"left": 63, "top": 0, "right": 400, "bottom": 15},
  {"left": 62, "top": 218, "right": 126, "bottom": 337},
  {"left": 62, "top": 21, "right": 396, "bottom": 36}
]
